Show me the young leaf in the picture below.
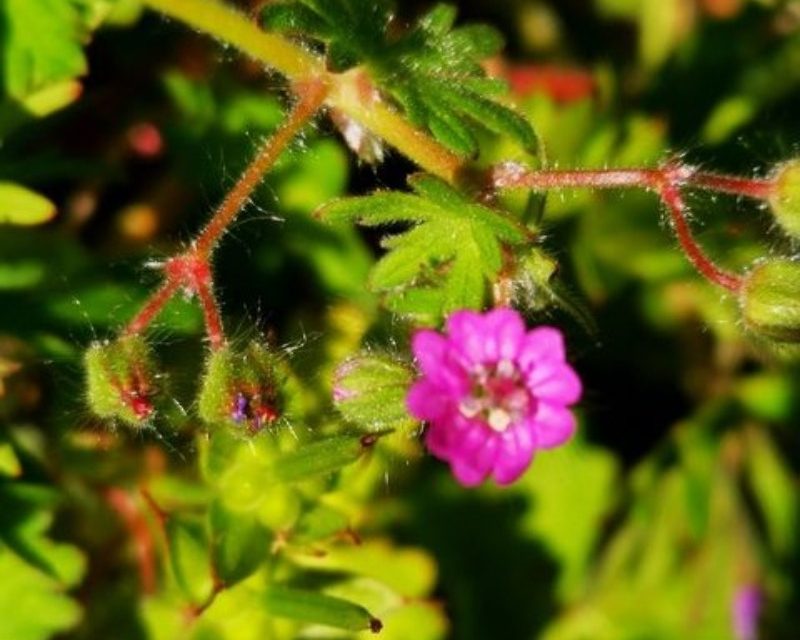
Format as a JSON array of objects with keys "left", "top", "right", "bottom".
[
  {"left": 209, "top": 501, "right": 270, "bottom": 586},
  {"left": 269, "top": 433, "right": 375, "bottom": 484},
  {"left": 319, "top": 174, "right": 530, "bottom": 322},
  {"left": 165, "top": 516, "right": 214, "bottom": 605},
  {"left": 263, "top": 585, "right": 382, "bottom": 633}
]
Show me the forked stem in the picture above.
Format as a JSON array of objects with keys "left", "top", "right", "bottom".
[
  {"left": 124, "top": 81, "right": 327, "bottom": 343},
  {"left": 492, "top": 162, "right": 755, "bottom": 292},
  {"left": 194, "top": 79, "right": 329, "bottom": 257}
]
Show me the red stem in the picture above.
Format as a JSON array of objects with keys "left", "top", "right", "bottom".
[
  {"left": 658, "top": 179, "right": 743, "bottom": 292},
  {"left": 193, "top": 79, "right": 328, "bottom": 258},
  {"left": 125, "top": 279, "right": 181, "bottom": 336},
  {"left": 123, "top": 81, "right": 327, "bottom": 341},
  {"left": 685, "top": 172, "right": 774, "bottom": 200},
  {"left": 492, "top": 162, "right": 751, "bottom": 292},
  {"left": 104, "top": 488, "right": 158, "bottom": 595},
  {"left": 195, "top": 280, "right": 225, "bottom": 349},
  {"left": 492, "top": 165, "right": 662, "bottom": 190}
]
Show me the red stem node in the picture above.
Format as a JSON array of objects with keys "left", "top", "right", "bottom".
[{"left": 658, "top": 178, "right": 744, "bottom": 293}]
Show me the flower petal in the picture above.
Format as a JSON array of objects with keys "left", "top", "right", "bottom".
[
  {"left": 527, "top": 362, "right": 582, "bottom": 405},
  {"left": 447, "top": 307, "right": 525, "bottom": 364},
  {"left": 445, "top": 310, "right": 485, "bottom": 364},
  {"left": 407, "top": 379, "right": 453, "bottom": 421},
  {"left": 492, "top": 423, "right": 536, "bottom": 484},
  {"left": 411, "top": 330, "right": 468, "bottom": 393},
  {"left": 532, "top": 402, "right": 577, "bottom": 449},
  {"left": 425, "top": 421, "right": 454, "bottom": 459},
  {"left": 517, "top": 326, "right": 566, "bottom": 374},
  {"left": 451, "top": 459, "right": 489, "bottom": 487},
  {"left": 449, "top": 435, "right": 499, "bottom": 487}
]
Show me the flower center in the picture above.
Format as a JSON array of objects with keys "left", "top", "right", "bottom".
[{"left": 458, "top": 359, "right": 532, "bottom": 432}]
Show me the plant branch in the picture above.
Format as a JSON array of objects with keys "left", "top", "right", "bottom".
[
  {"left": 491, "top": 164, "right": 663, "bottom": 190},
  {"left": 658, "top": 179, "right": 743, "bottom": 292},
  {"left": 125, "top": 279, "right": 181, "bottom": 336},
  {"left": 104, "top": 487, "right": 158, "bottom": 595},
  {"left": 195, "top": 280, "right": 225, "bottom": 349},
  {"left": 194, "top": 78, "right": 328, "bottom": 257},
  {"left": 141, "top": 0, "right": 323, "bottom": 80},
  {"left": 684, "top": 172, "right": 774, "bottom": 199},
  {"left": 493, "top": 162, "right": 748, "bottom": 292},
  {"left": 140, "top": 0, "right": 463, "bottom": 182}
]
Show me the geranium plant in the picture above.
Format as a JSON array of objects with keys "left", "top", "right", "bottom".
[{"left": 1, "top": 1, "right": 800, "bottom": 639}]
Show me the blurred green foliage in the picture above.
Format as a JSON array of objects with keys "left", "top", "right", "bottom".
[{"left": 1, "top": 1, "right": 800, "bottom": 639}]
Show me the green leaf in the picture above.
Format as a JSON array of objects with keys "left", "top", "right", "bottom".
[
  {"left": 319, "top": 175, "right": 529, "bottom": 321},
  {"left": 0, "top": 183, "right": 55, "bottom": 226},
  {"left": 745, "top": 427, "right": 797, "bottom": 556},
  {"left": 0, "top": 442, "right": 21, "bottom": 477},
  {"left": 269, "top": 434, "right": 374, "bottom": 484},
  {"left": 0, "top": 0, "right": 88, "bottom": 100},
  {"left": 0, "top": 482, "right": 85, "bottom": 640},
  {"left": 289, "top": 540, "right": 437, "bottom": 599},
  {"left": 166, "top": 516, "right": 214, "bottom": 605},
  {"left": 210, "top": 502, "right": 270, "bottom": 586},
  {"left": 0, "top": 547, "right": 83, "bottom": 640},
  {"left": 263, "top": 1, "right": 537, "bottom": 154},
  {"left": 263, "top": 585, "right": 381, "bottom": 633}
]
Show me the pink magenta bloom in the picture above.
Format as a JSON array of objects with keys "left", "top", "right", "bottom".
[
  {"left": 732, "top": 584, "right": 762, "bottom": 640},
  {"left": 406, "top": 308, "right": 582, "bottom": 486}
]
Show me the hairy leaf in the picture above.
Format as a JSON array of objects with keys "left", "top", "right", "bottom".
[
  {"left": 261, "top": 1, "right": 536, "bottom": 155},
  {"left": 319, "top": 174, "right": 529, "bottom": 322}
]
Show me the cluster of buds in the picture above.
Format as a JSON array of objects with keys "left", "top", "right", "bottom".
[
  {"left": 197, "top": 341, "right": 283, "bottom": 435},
  {"left": 85, "top": 335, "right": 158, "bottom": 426}
]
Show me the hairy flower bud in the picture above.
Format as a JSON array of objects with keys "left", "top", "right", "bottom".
[
  {"left": 85, "top": 335, "right": 158, "bottom": 425},
  {"left": 740, "top": 259, "right": 800, "bottom": 343},
  {"left": 769, "top": 160, "right": 800, "bottom": 238},
  {"left": 198, "top": 341, "right": 282, "bottom": 434},
  {"left": 333, "top": 353, "right": 415, "bottom": 433}
]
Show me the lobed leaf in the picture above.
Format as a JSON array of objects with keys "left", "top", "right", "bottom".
[
  {"left": 318, "top": 174, "right": 529, "bottom": 321},
  {"left": 262, "top": 1, "right": 537, "bottom": 155}
]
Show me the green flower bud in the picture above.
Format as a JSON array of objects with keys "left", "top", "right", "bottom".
[
  {"left": 740, "top": 259, "right": 800, "bottom": 343},
  {"left": 769, "top": 160, "right": 800, "bottom": 238},
  {"left": 85, "top": 335, "right": 158, "bottom": 425},
  {"left": 198, "top": 341, "right": 282, "bottom": 434},
  {"left": 333, "top": 352, "right": 415, "bottom": 433}
]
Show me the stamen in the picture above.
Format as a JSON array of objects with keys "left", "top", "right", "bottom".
[{"left": 487, "top": 408, "right": 512, "bottom": 432}]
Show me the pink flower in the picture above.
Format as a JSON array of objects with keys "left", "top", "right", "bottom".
[
  {"left": 406, "top": 308, "right": 582, "bottom": 487},
  {"left": 733, "top": 584, "right": 762, "bottom": 640}
]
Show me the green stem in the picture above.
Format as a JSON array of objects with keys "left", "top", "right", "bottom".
[
  {"left": 140, "top": 0, "right": 463, "bottom": 182},
  {"left": 141, "top": 0, "right": 323, "bottom": 80}
]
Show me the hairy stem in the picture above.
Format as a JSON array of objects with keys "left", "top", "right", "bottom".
[
  {"left": 140, "top": 0, "right": 463, "bottom": 182},
  {"left": 194, "top": 79, "right": 328, "bottom": 256},
  {"left": 685, "top": 172, "right": 774, "bottom": 199},
  {"left": 195, "top": 281, "right": 225, "bottom": 349},
  {"left": 493, "top": 162, "right": 747, "bottom": 292},
  {"left": 141, "top": 0, "right": 323, "bottom": 80},
  {"left": 492, "top": 165, "right": 663, "bottom": 190},
  {"left": 125, "top": 279, "right": 181, "bottom": 336},
  {"left": 124, "top": 80, "right": 326, "bottom": 341},
  {"left": 658, "top": 180, "right": 743, "bottom": 292}
]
